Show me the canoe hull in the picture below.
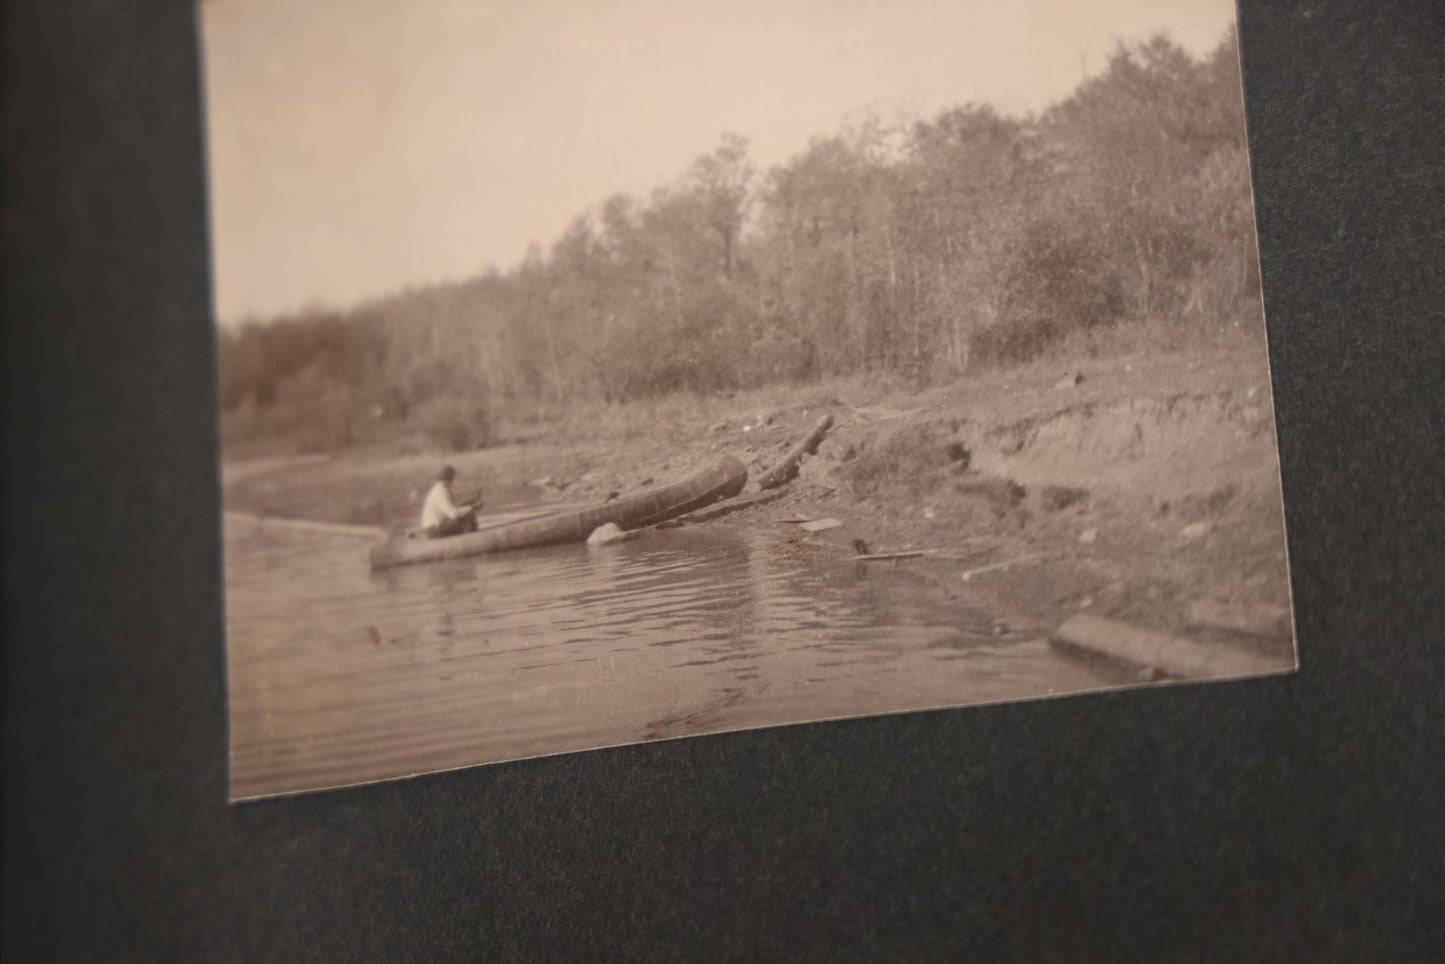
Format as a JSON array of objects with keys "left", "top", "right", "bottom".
[{"left": 369, "top": 454, "right": 748, "bottom": 568}]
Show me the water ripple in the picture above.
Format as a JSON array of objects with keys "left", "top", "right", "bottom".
[{"left": 224, "top": 519, "right": 1112, "bottom": 798}]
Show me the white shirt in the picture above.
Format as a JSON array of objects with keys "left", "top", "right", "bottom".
[{"left": 421, "top": 481, "right": 464, "bottom": 528}]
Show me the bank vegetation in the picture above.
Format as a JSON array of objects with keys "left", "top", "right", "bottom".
[{"left": 218, "top": 31, "right": 1260, "bottom": 456}]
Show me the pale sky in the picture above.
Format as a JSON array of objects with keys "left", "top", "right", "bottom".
[{"left": 200, "top": 0, "right": 1237, "bottom": 323}]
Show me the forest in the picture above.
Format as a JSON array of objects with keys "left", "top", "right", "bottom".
[{"left": 217, "top": 31, "right": 1260, "bottom": 455}]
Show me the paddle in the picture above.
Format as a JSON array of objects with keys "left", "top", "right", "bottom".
[{"left": 403, "top": 493, "right": 485, "bottom": 539}]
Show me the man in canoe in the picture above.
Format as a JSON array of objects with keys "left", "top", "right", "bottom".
[{"left": 420, "top": 465, "right": 482, "bottom": 538}]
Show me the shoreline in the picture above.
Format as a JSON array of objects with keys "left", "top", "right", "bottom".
[{"left": 222, "top": 342, "right": 1297, "bottom": 675}]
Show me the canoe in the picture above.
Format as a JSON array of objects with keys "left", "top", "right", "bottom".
[{"left": 369, "top": 454, "right": 748, "bottom": 568}]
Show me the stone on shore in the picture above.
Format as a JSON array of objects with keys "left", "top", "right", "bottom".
[{"left": 587, "top": 523, "right": 636, "bottom": 546}]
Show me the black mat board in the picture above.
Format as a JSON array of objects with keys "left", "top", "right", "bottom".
[{"left": 4, "top": 1, "right": 1443, "bottom": 960}]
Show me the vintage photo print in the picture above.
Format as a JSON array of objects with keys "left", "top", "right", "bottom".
[{"left": 202, "top": 0, "right": 1296, "bottom": 800}]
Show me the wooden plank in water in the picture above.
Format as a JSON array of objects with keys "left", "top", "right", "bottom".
[{"left": 1050, "top": 613, "right": 1285, "bottom": 679}]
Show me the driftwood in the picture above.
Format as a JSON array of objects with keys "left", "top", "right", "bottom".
[
  {"left": 1050, "top": 613, "right": 1287, "bottom": 679},
  {"left": 757, "top": 414, "right": 834, "bottom": 490},
  {"left": 958, "top": 552, "right": 1049, "bottom": 582},
  {"left": 928, "top": 547, "right": 999, "bottom": 563},
  {"left": 850, "top": 550, "right": 926, "bottom": 562},
  {"left": 1185, "top": 600, "right": 1292, "bottom": 640},
  {"left": 655, "top": 489, "right": 788, "bottom": 528}
]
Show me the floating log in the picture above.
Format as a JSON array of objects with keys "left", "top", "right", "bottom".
[
  {"left": 756, "top": 414, "right": 834, "bottom": 490},
  {"left": 1185, "top": 600, "right": 1292, "bottom": 639},
  {"left": 798, "top": 518, "right": 843, "bottom": 533},
  {"left": 1049, "top": 613, "right": 1287, "bottom": 679}
]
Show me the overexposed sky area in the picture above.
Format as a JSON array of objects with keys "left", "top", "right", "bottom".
[{"left": 200, "top": 0, "right": 1238, "bottom": 324}]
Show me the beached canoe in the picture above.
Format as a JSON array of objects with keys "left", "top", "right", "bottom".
[{"left": 369, "top": 454, "right": 748, "bottom": 568}]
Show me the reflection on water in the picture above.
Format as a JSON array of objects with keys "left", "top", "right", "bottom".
[{"left": 225, "top": 519, "right": 1114, "bottom": 799}]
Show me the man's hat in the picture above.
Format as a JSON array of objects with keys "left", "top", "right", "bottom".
[{"left": 438, "top": 465, "right": 457, "bottom": 482}]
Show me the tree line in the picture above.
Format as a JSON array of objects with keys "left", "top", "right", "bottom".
[{"left": 219, "top": 30, "right": 1260, "bottom": 452}]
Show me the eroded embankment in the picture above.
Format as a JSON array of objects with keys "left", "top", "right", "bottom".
[
  {"left": 722, "top": 377, "right": 1292, "bottom": 659},
  {"left": 970, "top": 390, "right": 1280, "bottom": 502},
  {"left": 803, "top": 387, "right": 1280, "bottom": 507}
]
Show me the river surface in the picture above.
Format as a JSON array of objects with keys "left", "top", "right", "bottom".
[{"left": 224, "top": 517, "right": 1115, "bottom": 799}]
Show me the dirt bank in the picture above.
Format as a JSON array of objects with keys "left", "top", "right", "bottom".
[{"left": 223, "top": 343, "right": 1295, "bottom": 671}]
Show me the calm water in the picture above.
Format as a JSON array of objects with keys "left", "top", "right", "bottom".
[{"left": 225, "top": 518, "right": 1113, "bottom": 799}]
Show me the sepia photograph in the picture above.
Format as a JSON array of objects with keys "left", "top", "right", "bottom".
[{"left": 203, "top": 0, "right": 1297, "bottom": 801}]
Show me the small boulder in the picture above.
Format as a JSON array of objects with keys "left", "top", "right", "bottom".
[
  {"left": 587, "top": 523, "right": 635, "bottom": 547},
  {"left": 1079, "top": 528, "right": 1099, "bottom": 545}
]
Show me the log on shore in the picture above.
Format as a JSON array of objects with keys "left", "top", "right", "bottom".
[
  {"left": 1049, "top": 613, "right": 1288, "bottom": 679},
  {"left": 655, "top": 488, "right": 788, "bottom": 528},
  {"left": 1185, "top": 600, "right": 1293, "bottom": 640},
  {"left": 756, "top": 414, "right": 834, "bottom": 490}
]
